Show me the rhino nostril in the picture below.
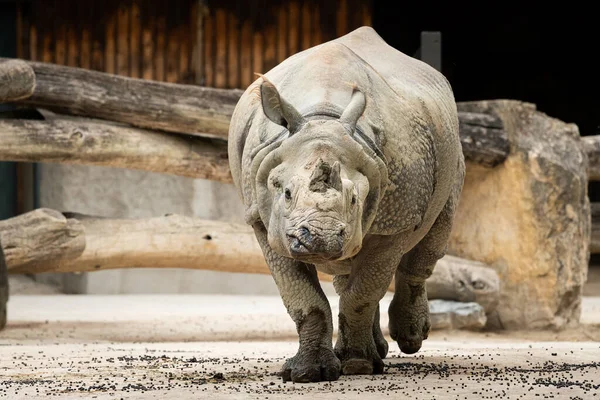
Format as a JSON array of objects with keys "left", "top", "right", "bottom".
[{"left": 298, "top": 227, "right": 310, "bottom": 237}]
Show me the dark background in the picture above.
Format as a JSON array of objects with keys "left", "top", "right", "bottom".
[
  {"left": 0, "top": 1, "right": 598, "bottom": 217},
  {"left": 373, "top": 0, "right": 599, "bottom": 200}
]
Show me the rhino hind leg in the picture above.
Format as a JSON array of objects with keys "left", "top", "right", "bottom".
[
  {"left": 252, "top": 224, "right": 340, "bottom": 383},
  {"left": 389, "top": 177, "right": 462, "bottom": 354}
]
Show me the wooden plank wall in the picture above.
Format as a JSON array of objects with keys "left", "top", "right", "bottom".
[
  {"left": 17, "top": 0, "right": 196, "bottom": 84},
  {"left": 16, "top": 0, "right": 372, "bottom": 88},
  {"left": 202, "top": 0, "right": 372, "bottom": 88}
]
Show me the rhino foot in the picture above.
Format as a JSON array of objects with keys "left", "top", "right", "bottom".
[
  {"left": 280, "top": 347, "right": 341, "bottom": 383},
  {"left": 388, "top": 282, "right": 431, "bottom": 354},
  {"left": 335, "top": 342, "right": 384, "bottom": 375}
]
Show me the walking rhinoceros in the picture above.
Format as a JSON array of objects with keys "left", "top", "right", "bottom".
[{"left": 228, "top": 26, "right": 465, "bottom": 382}]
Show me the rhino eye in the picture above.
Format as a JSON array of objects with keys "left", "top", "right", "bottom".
[
  {"left": 284, "top": 188, "right": 292, "bottom": 200},
  {"left": 351, "top": 195, "right": 356, "bottom": 205}
]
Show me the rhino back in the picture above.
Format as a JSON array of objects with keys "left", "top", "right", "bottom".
[{"left": 228, "top": 27, "right": 461, "bottom": 236}]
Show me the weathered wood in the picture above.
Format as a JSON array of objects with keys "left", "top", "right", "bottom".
[
  {"left": 5, "top": 211, "right": 497, "bottom": 313},
  {"left": 0, "top": 58, "right": 242, "bottom": 139},
  {"left": 1, "top": 59, "right": 509, "bottom": 168},
  {"left": 582, "top": 136, "right": 600, "bottom": 181},
  {"left": 6, "top": 214, "right": 267, "bottom": 275},
  {"left": 0, "top": 209, "right": 86, "bottom": 274},
  {"left": 590, "top": 202, "right": 600, "bottom": 253},
  {"left": 458, "top": 111, "right": 509, "bottom": 167},
  {"left": 0, "top": 117, "right": 232, "bottom": 183},
  {"left": 0, "top": 59, "right": 36, "bottom": 102}
]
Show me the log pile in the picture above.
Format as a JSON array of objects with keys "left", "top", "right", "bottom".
[
  {"left": 0, "top": 209, "right": 500, "bottom": 330},
  {"left": 0, "top": 58, "right": 510, "bottom": 177}
]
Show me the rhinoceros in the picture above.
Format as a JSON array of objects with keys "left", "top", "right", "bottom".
[{"left": 228, "top": 26, "right": 465, "bottom": 382}]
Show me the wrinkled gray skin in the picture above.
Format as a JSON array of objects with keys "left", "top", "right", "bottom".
[{"left": 228, "top": 27, "right": 465, "bottom": 382}]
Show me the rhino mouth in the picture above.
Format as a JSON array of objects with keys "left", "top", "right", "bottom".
[{"left": 286, "top": 227, "right": 344, "bottom": 260}]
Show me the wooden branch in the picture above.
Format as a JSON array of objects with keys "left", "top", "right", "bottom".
[
  {"left": 581, "top": 135, "right": 600, "bottom": 181},
  {"left": 591, "top": 202, "right": 600, "bottom": 254},
  {"left": 0, "top": 59, "right": 36, "bottom": 102},
  {"left": 0, "top": 209, "right": 86, "bottom": 274},
  {"left": 3, "top": 210, "right": 499, "bottom": 313},
  {"left": 1, "top": 59, "right": 509, "bottom": 168},
  {"left": 458, "top": 111, "right": 509, "bottom": 167},
  {"left": 0, "top": 58, "right": 242, "bottom": 139},
  {"left": 0, "top": 117, "right": 232, "bottom": 183}
]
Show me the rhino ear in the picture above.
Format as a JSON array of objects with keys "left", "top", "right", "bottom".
[
  {"left": 260, "top": 78, "right": 305, "bottom": 133},
  {"left": 340, "top": 88, "right": 366, "bottom": 132}
]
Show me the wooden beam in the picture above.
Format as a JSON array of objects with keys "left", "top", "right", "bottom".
[
  {"left": 0, "top": 59, "right": 510, "bottom": 167},
  {"left": 581, "top": 136, "right": 600, "bottom": 181},
  {"left": 0, "top": 58, "right": 242, "bottom": 139},
  {"left": 2, "top": 210, "right": 499, "bottom": 312},
  {"left": 0, "top": 59, "right": 36, "bottom": 102},
  {"left": 0, "top": 117, "right": 232, "bottom": 183}
]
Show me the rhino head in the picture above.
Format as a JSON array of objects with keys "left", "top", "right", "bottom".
[{"left": 252, "top": 78, "right": 386, "bottom": 263}]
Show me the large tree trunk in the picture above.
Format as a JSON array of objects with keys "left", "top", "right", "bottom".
[
  {"left": 2, "top": 209, "right": 499, "bottom": 311},
  {"left": 0, "top": 58, "right": 510, "bottom": 168},
  {"left": 0, "top": 117, "right": 232, "bottom": 183}
]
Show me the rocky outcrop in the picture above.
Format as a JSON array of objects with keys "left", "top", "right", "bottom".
[{"left": 449, "top": 100, "right": 589, "bottom": 330}]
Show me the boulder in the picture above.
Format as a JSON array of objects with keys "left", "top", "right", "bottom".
[
  {"left": 448, "top": 100, "right": 589, "bottom": 330},
  {"left": 429, "top": 300, "right": 487, "bottom": 330}
]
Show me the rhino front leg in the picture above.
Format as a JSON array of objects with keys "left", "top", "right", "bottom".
[
  {"left": 333, "top": 236, "right": 402, "bottom": 375},
  {"left": 252, "top": 224, "right": 340, "bottom": 383},
  {"left": 389, "top": 188, "right": 460, "bottom": 354},
  {"left": 333, "top": 275, "right": 388, "bottom": 360}
]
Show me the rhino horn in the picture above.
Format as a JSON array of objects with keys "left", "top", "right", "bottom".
[
  {"left": 340, "top": 88, "right": 366, "bottom": 132},
  {"left": 309, "top": 159, "right": 343, "bottom": 192},
  {"left": 259, "top": 77, "right": 305, "bottom": 133}
]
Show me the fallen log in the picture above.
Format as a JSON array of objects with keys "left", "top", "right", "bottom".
[
  {"left": 0, "top": 58, "right": 242, "bottom": 139},
  {"left": 3, "top": 210, "right": 500, "bottom": 310},
  {"left": 581, "top": 135, "right": 600, "bottom": 181},
  {"left": 0, "top": 208, "right": 86, "bottom": 273},
  {"left": 0, "top": 59, "right": 509, "bottom": 167},
  {"left": 0, "top": 59, "right": 35, "bottom": 102},
  {"left": 0, "top": 117, "right": 232, "bottom": 183}
]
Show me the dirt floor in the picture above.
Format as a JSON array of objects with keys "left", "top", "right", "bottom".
[{"left": 1, "top": 291, "right": 600, "bottom": 399}]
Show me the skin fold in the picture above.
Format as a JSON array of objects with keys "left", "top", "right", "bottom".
[{"left": 228, "top": 27, "right": 465, "bottom": 382}]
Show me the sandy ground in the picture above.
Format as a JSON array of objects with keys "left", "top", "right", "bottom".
[{"left": 1, "top": 293, "right": 600, "bottom": 399}]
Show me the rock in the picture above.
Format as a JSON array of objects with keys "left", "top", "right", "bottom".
[
  {"left": 429, "top": 300, "right": 487, "bottom": 330},
  {"left": 448, "top": 100, "right": 589, "bottom": 330}
]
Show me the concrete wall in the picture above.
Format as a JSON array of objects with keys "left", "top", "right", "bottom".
[{"left": 35, "top": 163, "right": 338, "bottom": 296}]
